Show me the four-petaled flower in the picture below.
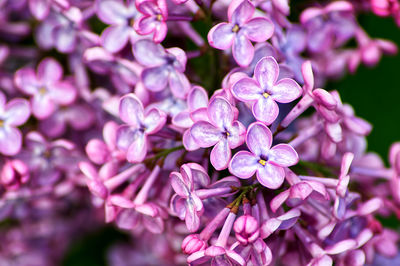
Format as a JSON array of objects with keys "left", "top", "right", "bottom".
[
  {"left": 116, "top": 93, "right": 166, "bottom": 163},
  {"left": 133, "top": 39, "right": 190, "bottom": 98},
  {"left": 14, "top": 57, "right": 77, "bottom": 120},
  {"left": 0, "top": 92, "right": 30, "bottom": 156},
  {"left": 208, "top": 0, "right": 274, "bottom": 67},
  {"left": 134, "top": 0, "right": 168, "bottom": 43},
  {"left": 229, "top": 122, "right": 298, "bottom": 189},
  {"left": 190, "top": 96, "right": 246, "bottom": 170},
  {"left": 232, "top": 56, "right": 302, "bottom": 125}
]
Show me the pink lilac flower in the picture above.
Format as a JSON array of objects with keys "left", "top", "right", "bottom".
[
  {"left": 134, "top": 0, "right": 168, "bottom": 43},
  {"left": 0, "top": 92, "right": 30, "bottom": 156},
  {"left": 96, "top": 0, "right": 140, "bottom": 53},
  {"left": 232, "top": 56, "right": 302, "bottom": 125},
  {"left": 116, "top": 93, "right": 166, "bottom": 163},
  {"left": 208, "top": 0, "right": 274, "bottom": 67},
  {"left": 229, "top": 122, "right": 298, "bottom": 188},
  {"left": 132, "top": 39, "right": 190, "bottom": 98},
  {"left": 14, "top": 57, "right": 77, "bottom": 119},
  {"left": 190, "top": 96, "right": 246, "bottom": 170}
]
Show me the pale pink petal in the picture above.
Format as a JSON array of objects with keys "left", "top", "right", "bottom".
[
  {"left": 143, "top": 108, "right": 166, "bottom": 134},
  {"left": 232, "top": 34, "right": 254, "bottom": 67},
  {"left": 119, "top": 94, "right": 143, "bottom": 127},
  {"left": 256, "top": 163, "right": 285, "bottom": 189},
  {"left": 32, "top": 95, "right": 55, "bottom": 119},
  {"left": 133, "top": 39, "right": 166, "bottom": 66},
  {"left": 231, "top": 0, "right": 254, "bottom": 25},
  {"left": 246, "top": 122, "right": 272, "bottom": 156},
  {"left": 126, "top": 133, "right": 147, "bottom": 163},
  {"left": 14, "top": 68, "right": 39, "bottom": 95},
  {"left": 188, "top": 86, "right": 208, "bottom": 111},
  {"left": 54, "top": 26, "right": 76, "bottom": 53},
  {"left": 231, "top": 77, "right": 263, "bottom": 102},
  {"left": 29, "top": 0, "right": 50, "bottom": 20},
  {"left": 254, "top": 56, "right": 279, "bottom": 90},
  {"left": 116, "top": 125, "right": 137, "bottom": 151},
  {"left": 142, "top": 66, "right": 169, "bottom": 92},
  {"left": 101, "top": 25, "right": 131, "bottom": 53},
  {"left": 242, "top": 17, "right": 274, "bottom": 42},
  {"left": 210, "top": 139, "right": 230, "bottom": 170},
  {"left": 153, "top": 21, "right": 167, "bottom": 43},
  {"left": 208, "top": 23, "right": 235, "bottom": 50},
  {"left": 252, "top": 97, "right": 279, "bottom": 125},
  {"left": 49, "top": 82, "right": 76, "bottom": 105},
  {"left": 229, "top": 151, "right": 258, "bottom": 179},
  {"left": 96, "top": 0, "right": 130, "bottom": 24},
  {"left": 208, "top": 97, "right": 234, "bottom": 129},
  {"left": 4, "top": 99, "right": 30, "bottom": 126},
  {"left": 169, "top": 71, "right": 190, "bottom": 99},
  {"left": 270, "top": 78, "right": 302, "bottom": 103},
  {"left": 269, "top": 144, "right": 299, "bottom": 167},
  {"left": 0, "top": 126, "right": 22, "bottom": 156},
  {"left": 170, "top": 172, "right": 190, "bottom": 197},
  {"left": 190, "top": 121, "right": 221, "bottom": 147}
]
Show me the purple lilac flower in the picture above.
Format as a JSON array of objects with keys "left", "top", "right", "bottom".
[
  {"left": 232, "top": 56, "right": 302, "bottom": 125},
  {"left": 229, "top": 122, "right": 298, "bottom": 188},
  {"left": 14, "top": 57, "right": 77, "bottom": 119},
  {"left": 190, "top": 96, "right": 246, "bottom": 170},
  {"left": 0, "top": 92, "right": 30, "bottom": 156},
  {"left": 134, "top": 0, "right": 168, "bottom": 43},
  {"left": 116, "top": 93, "right": 166, "bottom": 163},
  {"left": 208, "top": 0, "right": 274, "bottom": 67},
  {"left": 132, "top": 39, "right": 190, "bottom": 98}
]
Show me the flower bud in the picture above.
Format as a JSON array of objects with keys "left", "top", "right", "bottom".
[
  {"left": 181, "top": 234, "right": 206, "bottom": 254},
  {"left": 233, "top": 215, "right": 259, "bottom": 245}
]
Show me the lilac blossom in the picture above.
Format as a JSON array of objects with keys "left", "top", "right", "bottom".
[
  {"left": 190, "top": 96, "right": 246, "bottom": 170},
  {"left": 208, "top": 0, "right": 274, "bottom": 67},
  {"left": 0, "top": 92, "right": 30, "bottom": 156},
  {"left": 14, "top": 57, "right": 77, "bottom": 119},
  {"left": 229, "top": 122, "right": 298, "bottom": 188},
  {"left": 134, "top": 0, "right": 168, "bottom": 43},
  {"left": 232, "top": 56, "right": 302, "bottom": 125},
  {"left": 132, "top": 39, "right": 190, "bottom": 98},
  {"left": 116, "top": 93, "right": 166, "bottom": 163}
]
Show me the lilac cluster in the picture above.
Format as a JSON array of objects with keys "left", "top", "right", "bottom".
[{"left": 0, "top": 0, "right": 400, "bottom": 265}]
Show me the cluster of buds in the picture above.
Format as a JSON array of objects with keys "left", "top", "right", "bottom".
[{"left": 0, "top": 0, "right": 399, "bottom": 265}]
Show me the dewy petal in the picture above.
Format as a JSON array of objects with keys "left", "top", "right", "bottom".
[
  {"left": 169, "top": 71, "right": 191, "bottom": 99},
  {"left": 143, "top": 108, "right": 166, "bottom": 134},
  {"left": 101, "top": 25, "right": 131, "bottom": 53},
  {"left": 231, "top": 77, "right": 263, "bottom": 102},
  {"left": 246, "top": 122, "right": 272, "bottom": 156},
  {"left": 242, "top": 17, "right": 274, "bottom": 42},
  {"left": 142, "top": 66, "right": 169, "bottom": 92},
  {"left": 229, "top": 151, "right": 258, "bottom": 179},
  {"left": 0, "top": 126, "right": 22, "bottom": 156},
  {"left": 126, "top": 133, "right": 147, "bottom": 163},
  {"left": 208, "top": 23, "right": 235, "bottom": 50},
  {"left": 232, "top": 34, "right": 254, "bottom": 67},
  {"left": 37, "top": 57, "right": 63, "bottom": 83},
  {"left": 207, "top": 97, "right": 234, "bottom": 129},
  {"left": 96, "top": 0, "right": 130, "bottom": 25},
  {"left": 48, "top": 81, "right": 76, "bottom": 105},
  {"left": 190, "top": 121, "right": 221, "bottom": 148},
  {"left": 210, "top": 140, "right": 231, "bottom": 170},
  {"left": 32, "top": 94, "right": 55, "bottom": 119},
  {"left": 269, "top": 144, "right": 299, "bottom": 167},
  {"left": 252, "top": 96, "right": 279, "bottom": 125},
  {"left": 119, "top": 94, "right": 144, "bottom": 127},
  {"left": 270, "top": 78, "right": 302, "bottom": 103},
  {"left": 4, "top": 99, "right": 30, "bottom": 126},
  {"left": 231, "top": 0, "right": 254, "bottom": 25},
  {"left": 254, "top": 56, "right": 279, "bottom": 91},
  {"left": 14, "top": 68, "right": 39, "bottom": 95},
  {"left": 257, "top": 163, "right": 285, "bottom": 189},
  {"left": 132, "top": 39, "right": 166, "bottom": 67}
]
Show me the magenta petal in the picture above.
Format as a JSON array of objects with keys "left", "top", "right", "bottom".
[
  {"left": 96, "top": 0, "right": 129, "bottom": 24},
  {"left": 119, "top": 94, "right": 143, "bottom": 127},
  {"left": 231, "top": 77, "right": 262, "bottom": 102},
  {"left": 243, "top": 17, "right": 274, "bottom": 42},
  {"left": 4, "top": 99, "right": 30, "bottom": 126},
  {"left": 185, "top": 199, "right": 201, "bottom": 232},
  {"left": 210, "top": 140, "right": 230, "bottom": 170},
  {"left": 38, "top": 57, "right": 63, "bottom": 83},
  {"left": 229, "top": 151, "right": 258, "bottom": 179},
  {"left": 86, "top": 139, "right": 109, "bottom": 164},
  {"left": 252, "top": 97, "right": 279, "bottom": 125},
  {"left": 190, "top": 121, "right": 221, "bottom": 147},
  {"left": 142, "top": 66, "right": 169, "bottom": 92},
  {"left": 232, "top": 34, "right": 254, "bottom": 67},
  {"left": 0, "top": 126, "right": 22, "bottom": 156},
  {"left": 254, "top": 56, "right": 279, "bottom": 90},
  {"left": 126, "top": 133, "right": 147, "bottom": 163},
  {"left": 133, "top": 39, "right": 166, "bottom": 67},
  {"left": 153, "top": 21, "right": 167, "bottom": 43},
  {"left": 101, "top": 25, "right": 131, "bottom": 53},
  {"left": 14, "top": 68, "right": 39, "bottom": 95},
  {"left": 169, "top": 71, "right": 190, "bottom": 99},
  {"left": 270, "top": 78, "right": 302, "bottom": 103},
  {"left": 49, "top": 82, "right": 76, "bottom": 105},
  {"left": 207, "top": 97, "right": 233, "bottom": 129},
  {"left": 256, "top": 163, "right": 285, "bottom": 189},
  {"left": 231, "top": 0, "right": 254, "bottom": 25},
  {"left": 208, "top": 23, "right": 235, "bottom": 50},
  {"left": 29, "top": 0, "right": 50, "bottom": 20},
  {"left": 269, "top": 144, "right": 299, "bottom": 167},
  {"left": 32, "top": 95, "right": 55, "bottom": 119},
  {"left": 246, "top": 122, "right": 272, "bottom": 156}
]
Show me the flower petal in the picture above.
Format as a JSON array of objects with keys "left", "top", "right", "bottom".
[
  {"left": 32, "top": 94, "right": 55, "bottom": 119},
  {"left": 96, "top": 0, "right": 130, "bottom": 24},
  {"left": 269, "top": 144, "right": 299, "bottom": 167},
  {"left": 142, "top": 66, "right": 169, "bottom": 92},
  {"left": 252, "top": 96, "right": 279, "bottom": 125},
  {"left": 14, "top": 68, "right": 39, "bottom": 95},
  {"left": 190, "top": 121, "right": 221, "bottom": 147},
  {"left": 0, "top": 126, "right": 22, "bottom": 156},
  {"left": 210, "top": 140, "right": 231, "bottom": 170},
  {"left": 208, "top": 97, "right": 234, "bottom": 129},
  {"left": 256, "top": 163, "right": 285, "bottom": 189},
  {"left": 126, "top": 133, "right": 147, "bottom": 163},
  {"left": 143, "top": 108, "right": 166, "bottom": 134},
  {"left": 37, "top": 57, "right": 63, "bottom": 83},
  {"left": 231, "top": 0, "right": 254, "bottom": 25},
  {"left": 4, "top": 99, "right": 30, "bottom": 126},
  {"left": 229, "top": 151, "right": 258, "bottom": 179},
  {"left": 133, "top": 39, "right": 166, "bottom": 67},
  {"left": 254, "top": 56, "right": 279, "bottom": 91},
  {"left": 119, "top": 94, "right": 143, "bottom": 127},
  {"left": 242, "top": 17, "right": 274, "bottom": 42},
  {"left": 169, "top": 71, "right": 190, "bottom": 99},
  {"left": 48, "top": 81, "right": 77, "bottom": 105},
  {"left": 246, "top": 122, "right": 272, "bottom": 156},
  {"left": 231, "top": 77, "right": 263, "bottom": 102},
  {"left": 232, "top": 34, "right": 254, "bottom": 67},
  {"left": 208, "top": 23, "right": 235, "bottom": 50},
  {"left": 270, "top": 78, "right": 302, "bottom": 103},
  {"left": 101, "top": 25, "right": 131, "bottom": 53}
]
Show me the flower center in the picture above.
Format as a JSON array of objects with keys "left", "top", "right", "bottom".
[
  {"left": 263, "top": 92, "right": 270, "bottom": 98},
  {"left": 258, "top": 159, "right": 267, "bottom": 166},
  {"left": 39, "top": 87, "right": 47, "bottom": 95},
  {"left": 232, "top": 24, "right": 240, "bottom": 33},
  {"left": 0, "top": 120, "right": 4, "bottom": 127},
  {"left": 156, "top": 14, "right": 163, "bottom": 21},
  {"left": 130, "top": 18, "right": 135, "bottom": 27}
]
